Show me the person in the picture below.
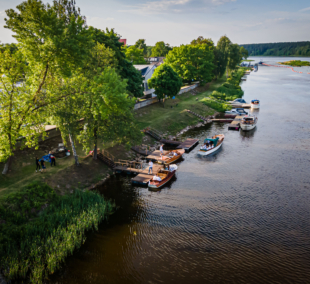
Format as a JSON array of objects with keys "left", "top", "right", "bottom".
[
  {"left": 50, "top": 155, "right": 56, "bottom": 167},
  {"left": 148, "top": 160, "right": 153, "bottom": 174},
  {"left": 160, "top": 144, "right": 164, "bottom": 154},
  {"left": 40, "top": 159, "right": 46, "bottom": 172},
  {"left": 174, "top": 152, "right": 178, "bottom": 156},
  {"left": 35, "top": 157, "right": 41, "bottom": 172},
  {"left": 153, "top": 174, "right": 162, "bottom": 182}
]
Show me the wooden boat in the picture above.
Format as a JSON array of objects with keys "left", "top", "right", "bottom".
[
  {"left": 148, "top": 165, "right": 178, "bottom": 189},
  {"left": 240, "top": 115, "right": 258, "bottom": 131},
  {"left": 198, "top": 134, "right": 225, "bottom": 156},
  {"left": 158, "top": 149, "right": 185, "bottom": 165}
]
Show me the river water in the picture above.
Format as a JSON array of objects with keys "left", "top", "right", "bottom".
[{"left": 50, "top": 57, "right": 310, "bottom": 284}]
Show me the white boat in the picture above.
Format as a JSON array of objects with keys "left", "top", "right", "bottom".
[
  {"left": 198, "top": 134, "right": 225, "bottom": 156},
  {"left": 240, "top": 115, "right": 258, "bottom": 131},
  {"left": 251, "top": 99, "right": 260, "bottom": 109}
]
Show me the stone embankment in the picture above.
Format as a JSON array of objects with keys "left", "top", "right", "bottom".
[{"left": 0, "top": 273, "right": 6, "bottom": 284}]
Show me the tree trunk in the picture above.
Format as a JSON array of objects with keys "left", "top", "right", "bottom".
[
  {"left": 162, "top": 98, "right": 165, "bottom": 108},
  {"left": 93, "top": 128, "right": 98, "bottom": 160},
  {"left": 69, "top": 133, "right": 79, "bottom": 166},
  {"left": 2, "top": 156, "right": 11, "bottom": 175}
]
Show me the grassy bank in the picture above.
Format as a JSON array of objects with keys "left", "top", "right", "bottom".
[
  {"left": 279, "top": 60, "right": 310, "bottom": 67},
  {"left": 135, "top": 76, "right": 228, "bottom": 135},
  {"left": 201, "top": 67, "right": 246, "bottom": 112},
  {"left": 0, "top": 182, "right": 114, "bottom": 283}
]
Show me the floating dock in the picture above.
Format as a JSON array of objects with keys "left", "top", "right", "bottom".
[
  {"left": 229, "top": 103, "right": 251, "bottom": 109},
  {"left": 131, "top": 164, "right": 164, "bottom": 185},
  {"left": 228, "top": 115, "right": 243, "bottom": 131},
  {"left": 145, "top": 150, "right": 170, "bottom": 163},
  {"left": 176, "top": 138, "right": 199, "bottom": 152},
  {"left": 160, "top": 139, "right": 182, "bottom": 146}
]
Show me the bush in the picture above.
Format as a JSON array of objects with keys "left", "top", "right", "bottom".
[
  {"left": 0, "top": 182, "right": 114, "bottom": 283},
  {"left": 200, "top": 98, "right": 232, "bottom": 113}
]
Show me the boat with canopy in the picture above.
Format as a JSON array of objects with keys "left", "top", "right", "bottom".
[
  {"left": 198, "top": 134, "right": 225, "bottom": 156},
  {"left": 240, "top": 115, "right": 258, "bottom": 131},
  {"left": 251, "top": 99, "right": 260, "bottom": 109}
]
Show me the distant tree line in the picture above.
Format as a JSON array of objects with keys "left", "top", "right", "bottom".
[{"left": 240, "top": 41, "right": 310, "bottom": 57}]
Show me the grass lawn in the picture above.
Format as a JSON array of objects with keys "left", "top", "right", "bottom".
[{"left": 135, "top": 76, "right": 227, "bottom": 135}]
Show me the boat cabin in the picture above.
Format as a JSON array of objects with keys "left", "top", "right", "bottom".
[
  {"left": 251, "top": 100, "right": 260, "bottom": 104},
  {"left": 241, "top": 116, "right": 255, "bottom": 124}
]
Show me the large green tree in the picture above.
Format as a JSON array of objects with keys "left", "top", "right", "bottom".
[
  {"left": 240, "top": 46, "right": 249, "bottom": 60},
  {"left": 165, "top": 44, "right": 214, "bottom": 84},
  {"left": 134, "top": 39, "right": 147, "bottom": 56},
  {"left": 88, "top": 27, "right": 144, "bottom": 97},
  {"left": 148, "top": 64, "right": 182, "bottom": 108},
  {"left": 228, "top": 44, "right": 243, "bottom": 72},
  {"left": 213, "top": 35, "right": 232, "bottom": 79},
  {"left": 151, "top": 41, "right": 172, "bottom": 57},
  {"left": 191, "top": 36, "right": 214, "bottom": 49},
  {"left": 1, "top": 0, "right": 91, "bottom": 174},
  {"left": 125, "top": 45, "right": 147, "bottom": 64}
]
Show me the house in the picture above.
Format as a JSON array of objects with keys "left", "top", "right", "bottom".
[
  {"left": 133, "top": 65, "right": 157, "bottom": 98},
  {"left": 146, "top": 57, "right": 165, "bottom": 66}
]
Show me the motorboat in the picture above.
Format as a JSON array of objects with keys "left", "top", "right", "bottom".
[
  {"left": 230, "top": 98, "right": 247, "bottom": 104},
  {"left": 148, "top": 164, "right": 178, "bottom": 189},
  {"left": 158, "top": 149, "right": 185, "bottom": 165},
  {"left": 251, "top": 99, "right": 260, "bottom": 109},
  {"left": 225, "top": 108, "right": 248, "bottom": 116},
  {"left": 198, "top": 134, "right": 225, "bottom": 156},
  {"left": 240, "top": 115, "right": 258, "bottom": 131}
]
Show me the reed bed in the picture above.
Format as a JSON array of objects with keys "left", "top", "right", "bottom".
[{"left": 0, "top": 182, "right": 114, "bottom": 283}]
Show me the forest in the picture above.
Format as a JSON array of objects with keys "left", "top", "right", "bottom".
[{"left": 240, "top": 41, "right": 310, "bottom": 57}]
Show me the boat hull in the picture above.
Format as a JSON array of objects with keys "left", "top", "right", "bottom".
[
  {"left": 251, "top": 103, "right": 260, "bottom": 109},
  {"left": 148, "top": 171, "right": 176, "bottom": 189},
  {"left": 198, "top": 142, "right": 223, "bottom": 156},
  {"left": 240, "top": 123, "right": 256, "bottom": 131}
]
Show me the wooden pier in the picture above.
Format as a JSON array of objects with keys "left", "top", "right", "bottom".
[
  {"left": 145, "top": 150, "right": 170, "bottom": 163},
  {"left": 212, "top": 118, "right": 234, "bottom": 123},
  {"left": 160, "top": 139, "right": 182, "bottom": 146},
  {"left": 228, "top": 115, "right": 243, "bottom": 131},
  {"left": 176, "top": 138, "right": 199, "bottom": 152},
  {"left": 132, "top": 164, "right": 164, "bottom": 185},
  {"left": 229, "top": 103, "right": 251, "bottom": 109}
]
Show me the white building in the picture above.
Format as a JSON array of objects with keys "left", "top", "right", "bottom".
[{"left": 133, "top": 65, "right": 157, "bottom": 98}]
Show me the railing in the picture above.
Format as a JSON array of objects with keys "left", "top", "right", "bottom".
[
  {"left": 114, "top": 160, "right": 143, "bottom": 169},
  {"left": 101, "top": 149, "right": 115, "bottom": 162}
]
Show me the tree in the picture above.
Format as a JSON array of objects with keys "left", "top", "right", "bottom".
[
  {"left": 240, "top": 46, "right": 249, "bottom": 60},
  {"left": 165, "top": 44, "right": 214, "bottom": 84},
  {"left": 228, "top": 44, "right": 242, "bottom": 72},
  {"left": 213, "top": 36, "right": 232, "bottom": 79},
  {"left": 151, "top": 41, "right": 172, "bottom": 57},
  {"left": 148, "top": 64, "right": 182, "bottom": 108},
  {"left": 134, "top": 39, "right": 147, "bottom": 56},
  {"left": 1, "top": 0, "right": 91, "bottom": 173},
  {"left": 191, "top": 36, "right": 214, "bottom": 49},
  {"left": 88, "top": 27, "right": 144, "bottom": 97},
  {"left": 125, "top": 46, "right": 147, "bottom": 64}
]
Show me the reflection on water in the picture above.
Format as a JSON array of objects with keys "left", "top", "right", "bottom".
[{"left": 50, "top": 59, "right": 310, "bottom": 284}]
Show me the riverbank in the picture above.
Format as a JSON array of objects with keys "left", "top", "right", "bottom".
[{"left": 0, "top": 182, "right": 114, "bottom": 283}]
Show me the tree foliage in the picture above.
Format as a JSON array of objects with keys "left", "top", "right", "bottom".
[
  {"left": 213, "top": 35, "right": 231, "bottom": 79},
  {"left": 148, "top": 64, "right": 182, "bottom": 107},
  {"left": 191, "top": 36, "right": 214, "bottom": 49},
  {"left": 134, "top": 39, "right": 147, "bottom": 56},
  {"left": 241, "top": 41, "right": 310, "bottom": 56},
  {"left": 239, "top": 46, "right": 249, "bottom": 60},
  {"left": 228, "top": 43, "right": 242, "bottom": 72},
  {"left": 125, "top": 45, "right": 147, "bottom": 64},
  {"left": 151, "top": 41, "right": 172, "bottom": 57},
  {"left": 165, "top": 44, "right": 214, "bottom": 84}
]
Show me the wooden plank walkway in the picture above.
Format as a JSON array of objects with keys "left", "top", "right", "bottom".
[
  {"left": 160, "top": 139, "right": 182, "bottom": 146},
  {"left": 228, "top": 115, "right": 243, "bottom": 131},
  {"left": 146, "top": 150, "right": 170, "bottom": 163},
  {"left": 132, "top": 164, "right": 164, "bottom": 185},
  {"left": 229, "top": 103, "right": 251, "bottom": 108},
  {"left": 176, "top": 138, "right": 199, "bottom": 152}
]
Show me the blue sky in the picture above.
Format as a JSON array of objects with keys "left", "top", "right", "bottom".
[{"left": 0, "top": 0, "right": 310, "bottom": 46}]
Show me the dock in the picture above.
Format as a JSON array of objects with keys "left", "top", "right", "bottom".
[
  {"left": 145, "top": 150, "right": 170, "bottom": 163},
  {"left": 228, "top": 115, "right": 243, "bottom": 131},
  {"left": 131, "top": 164, "right": 164, "bottom": 185},
  {"left": 212, "top": 118, "right": 234, "bottom": 123},
  {"left": 160, "top": 139, "right": 182, "bottom": 146},
  {"left": 229, "top": 103, "right": 251, "bottom": 109},
  {"left": 176, "top": 138, "right": 199, "bottom": 152}
]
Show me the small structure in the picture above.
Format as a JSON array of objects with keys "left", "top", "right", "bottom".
[
  {"left": 146, "top": 57, "right": 165, "bottom": 66},
  {"left": 134, "top": 64, "right": 157, "bottom": 97}
]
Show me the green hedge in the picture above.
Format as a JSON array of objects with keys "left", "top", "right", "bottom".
[{"left": 0, "top": 182, "right": 114, "bottom": 283}]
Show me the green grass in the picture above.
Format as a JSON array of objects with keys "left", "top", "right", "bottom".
[
  {"left": 0, "top": 182, "right": 114, "bottom": 283},
  {"left": 242, "top": 59, "right": 254, "bottom": 62},
  {"left": 279, "top": 60, "right": 310, "bottom": 67},
  {"left": 135, "top": 76, "right": 227, "bottom": 135}
]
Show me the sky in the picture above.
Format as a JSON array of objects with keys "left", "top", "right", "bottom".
[{"left": 0, "top": 0, "right": 310, "bottom": 46}]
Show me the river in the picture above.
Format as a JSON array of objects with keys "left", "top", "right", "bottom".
[{"left": 50, "top": 57, "right": 310, "bottom": 284}]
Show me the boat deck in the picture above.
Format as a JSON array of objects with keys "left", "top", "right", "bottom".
[
  {"left": 229, "top": 103, "right": 251, "bottom": 108},
  {"left": 176, "top": 138, "right": 199, "bottom": 152}
]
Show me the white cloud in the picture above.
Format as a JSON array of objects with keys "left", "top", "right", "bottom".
[{"left": 299, "top": 7, "right": 310, "bottom": 12}]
